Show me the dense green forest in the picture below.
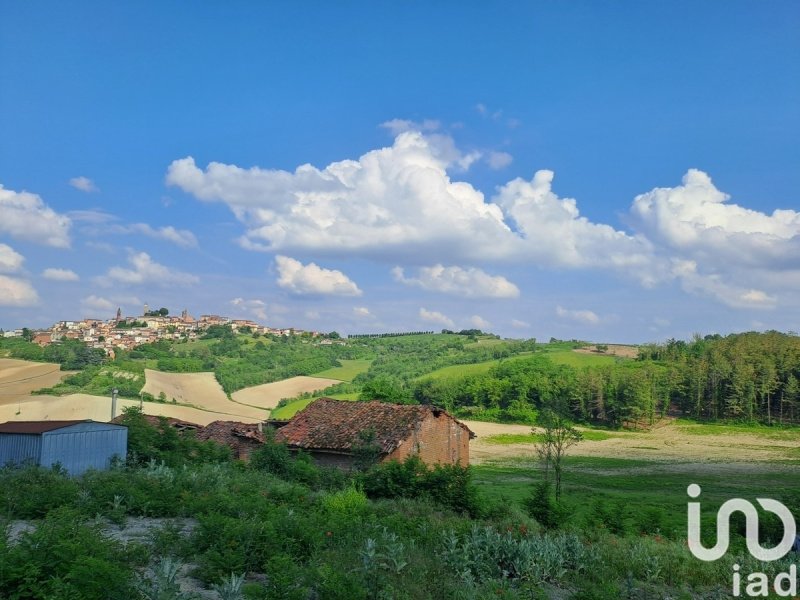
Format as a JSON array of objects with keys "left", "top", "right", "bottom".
[
  {"left": 8, "top": 329, "right": 800, "bottom": 427},
  {"left": 414, "top": 332, "right": 800, "bottom": 427},
  {"left": 2, "top": 410, "right": 792, "bottom": 599}
]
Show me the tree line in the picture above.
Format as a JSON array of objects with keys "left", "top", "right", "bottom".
[{"left": 414, "top": 331, "right": 800, "bottom": 427}]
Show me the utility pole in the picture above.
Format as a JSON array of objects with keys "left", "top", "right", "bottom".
[{"left": 111, "top": 387, "right": 119, "bottom": 420}]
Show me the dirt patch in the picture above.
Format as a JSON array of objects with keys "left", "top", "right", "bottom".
[
  {"left": 231, "top": 376, "right": 341, "bottom": 410},
  {"left": 466, "top": 419, "right": 800, "bottom": 465},
  {"left": 573, "top": 344, "right": 639, "bottom": 359},
  {"left": 0, "top": 359, "right": 71, "bottom": 406},
  {"left": 143, "top": 369, "right": 266, "bottom": 421},
  {"left": 0, "top": 393, "right": 263, "bottom": 425}
]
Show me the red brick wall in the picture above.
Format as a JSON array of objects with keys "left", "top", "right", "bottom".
[{"left": 385, "top": 412, "right": 470, "bottom": 466}]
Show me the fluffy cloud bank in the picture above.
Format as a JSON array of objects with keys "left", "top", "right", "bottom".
[
  {"left": 69, "top": 176, "right": 98, "bottom": 193},
  {"left": 0, "top": 244, "right": 24, "bottom": 274},
  {"left": 393, "top": 264, "right": 519, "bottom": 298},
  {"left": 275, "top": 256, "right": 362, "bottom": 297},
  {"left": 42, "top": 268, "right": 79, "bottom": 282},
  {"left": 0, "top": 244, "right": 38, "bottom": 306},
  {"left": 230, "top": 297, "right": 268, "bottom": 321},
  {"left": 99, "top": 252, "right": 199, "bottom": 287},
  {"left": 629, "top": 170, "right": 799, "bottom": 308},
  {"left": 419, "top": 307, "right": 454, "bottom": 328},
  {"left": 166, "top": 132, "right": 512, "bottom": 264},
  {"left": 166, "top": 127, "right": 798, "bottom": 310},
  {"left": 82, "top": 295, "right": 115, "bottom": 312},
  {"left": 122, "top": 224, "right": 198, "bottom": 248},
  {"left": 556, "top": 305, "right": 600, "bottom": 325},
  {"left": 165, "top": 131, "right": 648, "bottom": 272},
  {"left": 0, "top": 275, "right": 38, "bottom": 306},
  {"left": 0, "top": 185, "right": 71, "bottom": 248}
]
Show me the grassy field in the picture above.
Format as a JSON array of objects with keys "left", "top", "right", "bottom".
[
  {"left": 416, "top": 348, "right": 619, "bottom": 381},
  {"left": 483, "top": 429, "right": 618, "bottom": 445},
  {"left": 417, "top": 353, "right": 536, "bottom": 381},
  {"left": 675, "top": 418, "right": 800, "bottom": 440},
  {"left": 312, "top": 359, "right": 373, "bottom": 382},
  {"left": 543, "top": 349, "right": 619, "bottom": 368},
  {"left": 473, "top": 455, "right": 800, "bottom": 540},
  {"left": 270, "top": 392, "right": 360, "bottom": 419}
]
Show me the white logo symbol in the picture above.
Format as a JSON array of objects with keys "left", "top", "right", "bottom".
[{"left": 687, "top": 483, "right": 796, "bottom": 562}]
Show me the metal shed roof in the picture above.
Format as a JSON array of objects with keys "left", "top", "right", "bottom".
[{"left": 0, "top": 420, "right": 109, "bottom": 434}]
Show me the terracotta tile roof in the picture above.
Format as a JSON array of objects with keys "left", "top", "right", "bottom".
[
  {"left": 275, "top": 398, "right": 473, "bottom": 454},
  {"left": 195, "top": 420, "right": 266, "bottom": 447},
  {"left": 0, "top": 420, "right": 94, "bottom": 434}
]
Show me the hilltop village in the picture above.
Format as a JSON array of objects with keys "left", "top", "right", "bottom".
[{"left": 1, "top": 304, "right": 321, "bottom": 357}]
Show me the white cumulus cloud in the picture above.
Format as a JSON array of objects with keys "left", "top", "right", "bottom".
[
  {"left": 419, "top": 307, "right": 454, "bottom": 328},
  {"left": 100, "top": 252, "right": 199, "bottom": 287},
  {"left": 275, "top": 256, "right": 362, "bottom": 296},
  {"left": 627, "top": 169, "right": 800, "bottom": 308},
  {"left": 166, "top": 132, "right": 513, "bottom": 263},
  {"left": 486, "top": 151, "right": 513, "bottom": 170},
  {"left": 125, "top": 223, "right": 198, "bottom": 248},
  {"left": 0, "top": 184, "right": 71, "bottom": 247},
  {"left": 166, "top": 131, "right": 652, "bottom": 275},
  {"left": 671, "top": 259, "right": 777, "bottom": 309},
  {"left": 230, "top": 297, "right": 268, "bottom": 321},
  {"left": 0, "top": 244, "right": 24, "bottom": 273},
  {"left": 82, "top": 295, "right": 115, "bottom": 313},
  {"left": 353, "top": 306, "right": 373, "bottom": 318},
  {"left": 69, "top": 176, "right": 98, "bottom": 193},
  {"left": 494, "top": 170, "right": 655, "bottom": 276},
  {"left": 164, "top": 125, "right": 800, "bottom": 311},
  {"left": 511, "top": 319, "right": 530, "bottom": 329},
  {"left": 0, "top": 275, "right": 39, "bottom": 306},
  {"left": 42, "top": 268, "right": 79, "bottom": 282},
  {"left": 469, "top": 315, "right": 491, "bottom": 330},
  {"left": 393, "top": 264, "right": 520, "bottom": 298},
  {"left": 556, "top": 305, "right": 600, "bottom": 325}
]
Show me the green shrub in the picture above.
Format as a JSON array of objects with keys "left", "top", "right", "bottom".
[
  {"left": 0, "top": 507, "right": 143, "bottom": 599},
  {"left": 0, "top": 464, "right": 79, "bottom": 518},
  {"left": 320, "top": 484, "right": 368, "bottom": 515},
  {"left": 523, "top": 481, "right": 571, "bottom": 530},
  {"left": 360, "top": 456, "right": 484, "bottom": 517}
]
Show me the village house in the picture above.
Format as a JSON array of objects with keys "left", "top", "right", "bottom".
[
  {"left": 195, "top": 420, "right": 266, "bottom": 460},
  {"left": 32, "top": 332, "right": 53, "bottom": 346},
  {"left": 275, "top": 398, "right": 474, "bottom": 469}
]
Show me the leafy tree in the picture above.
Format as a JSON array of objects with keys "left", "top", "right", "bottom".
[{"left": 535, "top": 409, "right": 582, "bottom": 501}]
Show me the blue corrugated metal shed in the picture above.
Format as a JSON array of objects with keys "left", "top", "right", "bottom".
[{"left": 0, "top": 420, "right": 127, "bottom": 475}]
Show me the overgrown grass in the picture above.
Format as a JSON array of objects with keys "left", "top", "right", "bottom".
[
  {"left": 483, "top": 430, "right": 619, "bottom": 445},
  {"left": 270, "top": 393, "right": 360, "bottom": 419},
  {"left": 676, "top": 419, "right": 800, "bottom": 440},
  {"left": 417, "top": 352, "right": 535, "bottom": 381},
  {"left": 312, "top": 359, "right": 373, "bottom": 382},
  {"left": 473, "top": 455, "right": 800, "bottom": 542},
  {"left": 544, "top": 349, "right": 620, "bottom": 368}
]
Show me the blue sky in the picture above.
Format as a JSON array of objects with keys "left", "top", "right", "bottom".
[{"left": 1, "top": 2, "right": 798, "bottom": 343}]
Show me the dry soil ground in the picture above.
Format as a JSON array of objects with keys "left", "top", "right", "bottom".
[
  {"left": 230, "top": 376, "right": 341, "bottom": 410},
  {"left": 142, "top": 369, "right": 266, "bottom": 420},
  {"left": 572, "top": 344, "right": 639, "bottom": 358},
  {"left": 0, "top": 360, "right": 263, "bottom": 424},
  {"left": 0, "top": 360, "right": 339, "bottom": 425},
  {"left": 0, "top": 358, "right": 70, "bottom": 404},
  {"left": 464, "top": 419, "right": 800, "bottom": 465}
]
